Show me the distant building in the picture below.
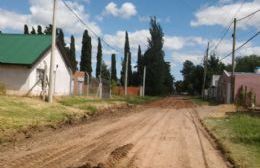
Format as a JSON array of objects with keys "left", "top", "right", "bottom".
[
  {"left": 217, "top": 70, "right": 260, "bottom": 106},
  {"left": 208, "top": 75, "right": 220, "bottom": 100},
  {"left": 0, "top": 34, "right": 73, "bottom": 96},
  {"left": 72, "top": 71, "right": 85, "bottom": 96}
]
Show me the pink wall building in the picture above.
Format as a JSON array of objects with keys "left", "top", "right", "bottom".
[{"left": 217, "top": 70, "right": 260, "bottom": 106}]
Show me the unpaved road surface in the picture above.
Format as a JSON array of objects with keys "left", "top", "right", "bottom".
[{"left": 0, "top": 97, "right": 228, "bottom": 168}]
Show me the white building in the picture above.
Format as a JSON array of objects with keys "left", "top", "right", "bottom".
[{"left": 0, "top": 34, "right": 73, "bottom": 96}]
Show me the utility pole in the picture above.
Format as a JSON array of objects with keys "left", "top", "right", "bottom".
[
  {"left": 142, "top": 66, "right": 146, "bottom": 97},
  {"left": 231, "top": 18, "right": 237, "bottom": 103},
  {"left": 124, "top": 52, "right": 129, "bottom": 96},
  {"left": 48, "top": 0, "right": 57, "bottom": 103},
  {"left": 202, "top": 42, "right": 209, "bottom": 99}
]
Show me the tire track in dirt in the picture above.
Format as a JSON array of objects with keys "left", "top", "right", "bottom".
[{"left": 0, "top": 97, "right": 228, "bottom": 168}]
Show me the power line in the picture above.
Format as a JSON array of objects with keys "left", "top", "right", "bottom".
[
  {"left": 220, "top": 31, "right": 260, "bottom": 61},
  {"left": 210, "top": 0, "right": 245, "bottom": 52},
  {"left": 61, "top": 0, "right": 122, "bottom": 54},
  {"left": 237, "top": 9, "right": 260, "bottom": 21}
]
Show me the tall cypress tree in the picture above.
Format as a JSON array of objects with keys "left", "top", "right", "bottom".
[
  {"left": 111, "top": 54, "right": 117, "bottom": 81},
  {"left": 96, "top": 38, "right": 102, "bottom": 78},
  {"left": 137, "top": 45, "right": 143, "bottom": 86},
  {"left": 120, "top": 31, "right": 132, "bottom": 85},
  {"left": 37, "top": 25, "right": 43, "bottom": 35},
  {"left": 31, "top": 27, "right": 36, "bottom": 34},
  {"left": 80, "top": 30, "right": 92, "bottom": 76},
  {"left": 58, "top": 29, "right": 66, "bottom": 47},
  {"left": 143, "top": 17, "right": 169, "bottom": 95},
  {"left": 24, "top": 24, "right": 29, "bottom": 34},
  {"left": 44, "top": 24, "right": 52, "bottom": 35},
  {"left": 70, "top": 35, "right": 77, "bottom": 72}
]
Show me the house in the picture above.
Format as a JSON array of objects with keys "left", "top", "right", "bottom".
[
  {"left": 208, "top": 75, "right": 220, "bottom": 100},
  {"left": 217, "top": 70, "right": 260, "bottom": 105},
  {"left": 0, "top": 34, "right": 73, "bottom": 96}
]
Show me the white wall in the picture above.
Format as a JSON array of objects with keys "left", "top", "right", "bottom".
[
  {"left": 0, "top": 65, "right": 31, "bottom": 95},
  {"left": 30, "top": 46, "right": 72, "bottom": 96},
  {"left": 0, "top": 46, "right": 72, "bottom": 96}
]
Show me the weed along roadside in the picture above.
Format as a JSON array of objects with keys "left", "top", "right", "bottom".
[
  {"left": 0, "top": 95, "right": 158, "bottom": 146},
  {"left": 192, "top": 97, "right": 260, "bottom": 168}
]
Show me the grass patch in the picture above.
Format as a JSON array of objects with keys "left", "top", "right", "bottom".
[
  {"left": 0, "top": 95, "right": 159, "bottom": 144},
  {"left": 205, "top": 113, "right": 260, "bottom": 168}
]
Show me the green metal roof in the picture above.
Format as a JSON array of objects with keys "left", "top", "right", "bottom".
[{"left": 0, "top": 34, "right": 52, "bottom": 65}]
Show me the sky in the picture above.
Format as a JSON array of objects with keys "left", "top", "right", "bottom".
[{"left": 0, "top": 0, "right": 260, "bottom": 80}]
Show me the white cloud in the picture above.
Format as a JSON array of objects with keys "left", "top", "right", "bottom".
[
  {"left": 172, "top": 52, "right": 203, "bottom": 64},
  {"left": 0, "top": 9, "right": 30, "bottom": 31},
  {"left": 164, "top": 36, "right": 207, "bottom": 50},
  {"left": 0, "top": 0, "right": 101, "bottom": 36},
  {"left": 138, "top": 16, "right": 172, "bottom": 23},
  {"left": 100, "top": 2, "right": 137, "bottom": 20},
  {"left": 191, "top": 0, "right": 260, "bottom": 29},
  {"left": 104, "top": 29, "right": 150, "bottom": 55}
]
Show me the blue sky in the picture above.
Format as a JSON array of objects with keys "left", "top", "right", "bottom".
[{"left": 0, "top": 0, "right": 260, "bottom": 80}]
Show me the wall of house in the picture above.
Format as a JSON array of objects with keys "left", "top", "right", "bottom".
[
  {"left": 0, "top": 46, "right": 71, "bottom": 96},
  {"left": 30, "top": 46, "right": 72, "bottom": 96},
  {"left": 234, "top": 74, "right": 260, "bottom": 106},
  {"left": 0, "top": 65, "right": 31, "bottom": 95},
  {"left": 217, "top": 74, "right": 231, "bottom": 104}
]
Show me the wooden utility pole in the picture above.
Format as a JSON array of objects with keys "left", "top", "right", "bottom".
[
  {"left": 124, "top": 52, "right": 129, "bottom": 96},
  {"left": 231, "top": 18, "right": 237, "bottom": 103},
  {"left": 48, "top": 0, "right": 57, "bottom": 103},
  {"left": 202, "top": 42, "right": 209, "bottom": 98},
  {"left": 142, "top": 66, "right": 146, "bottom": 97}
]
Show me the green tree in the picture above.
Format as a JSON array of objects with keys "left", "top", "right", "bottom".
[
  {"left": 70, "top": 35, "right": 77, "bottom": 72},
  {"left": 44, "top": 24, "right": 52, "bottom": 35},
  {"left": 235, "top": 55, "right": 260, "bottom": 72},
  {"left": 111, "top": 54, "right": 117, "bottom": 81},
  {"left": 143, "top": 17, "right": 169, "bottom": 95},
  {"left": 37, "top": 25, "right": 43, "bottom": 35},
  {"left": 101, "top": 62, "right": 110, "bottom": 80},
  {"left": 136, "top": 45, "right": 143, "bottom": 86},
  {"left": 24, "top": 24, "right": 29, "bottom": 34},
  {"left": 96, "top": 38, "right": 102, "bottom": 78},
  {"left": 58, "top": 29, "right": 66, "bottom": 47},
  {"left": 120, "top": 31, "right": 132, "bottom": 85},
  {"left": 163, "top": 62, "right": 174, "bottom": 94},
  {"left": 31, "top": 27, "right": 36, "bottom": 34},
  {"left": 181, "top": 60, "right": 195, "bottom": 94},
  {"left": 175, "top": 80, "right": 184, "bottom": 94},
  {"left": 80, "top": 30, "right": 92, "bottom": 76}
]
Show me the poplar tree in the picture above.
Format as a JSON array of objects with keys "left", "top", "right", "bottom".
[
  {"left": 24, "top": 24, "right": 29, "bottom": 34},
  {"left": 137, "top": 45, "right": 143, "bottom": 85},
  {"left": 120, "top": 31, "right": 132, "bottom": 85},
  {"left": 111, "top": 54, "right": 117, "bottom": 81},
  {"left": 31, "top": 27, "right": 36, "bottom": 34},
  {"left": 80, "top": 30, "right": 92, "bottom": 76},
  {"left": 96, "top": 38, "right": 102, "bottom": 78},
  {"left": 143, "top": 17, "right": 173, "bottom": 95},
  {"left": 37, "top": 25, "right": 43, "bottom": 35},
  {"left": 70, "top": 35, "right": 77, "bottom": 72}
]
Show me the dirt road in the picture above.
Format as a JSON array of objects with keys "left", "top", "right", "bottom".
[{"left": 0, "top": 97, "right": 228, "bottom": 168}]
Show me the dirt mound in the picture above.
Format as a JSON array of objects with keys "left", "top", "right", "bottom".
[
  {"left": 71, "top": 144, "right": 134, "bottom": 168},
  {"left": 107, "top": 143, "right": 134, "bottom": 167},
  {"left": 147, "top": 97, "right": 196, "bottom": 109}
]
